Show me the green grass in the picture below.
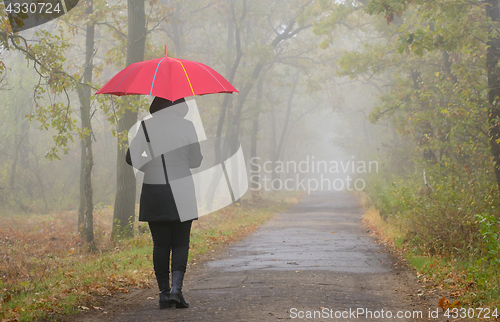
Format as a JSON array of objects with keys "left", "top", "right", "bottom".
[
  {"left": 394, "top": 236, "right": 405, "bottom": 248},
  {"left": 2, "top": 242, "right": 155, "bottom": 321},
  {"left": 402, "top": 251, "right": 500, "bottom": 306}
]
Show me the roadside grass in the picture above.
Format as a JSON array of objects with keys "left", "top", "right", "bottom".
[
  {"left": 358, "top": 191, "right": 500, "bottom": 312},
  {"left": 0, "top": 190, "right": 303, "bottom": 322}
]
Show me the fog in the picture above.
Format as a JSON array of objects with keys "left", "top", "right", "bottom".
[
  {"left": 0, "top": 1, "right": 375, "bottom": 213},
  {"left": 1, "top": 0, "right": 497, "bottom": 231}
]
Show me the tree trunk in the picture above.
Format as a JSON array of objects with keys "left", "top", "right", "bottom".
[
  {"left": 486, "top": 0, "right": 500, "bottom": 193},
  {"left": 250, "top": 78, "right": 263, "bottom": 196},
  {"left": 9, "top": 121, "right": 29, "bottom": 190},
  {"left": 171, "top": 2, "right": 184, "bottom": 57},
  {"left": 222, "top": 60, "right": 267, "bottom": 160},
  {"left": 112, "top": 0, "right": 146, "bottom": 239},
  {"left": 276, "top": 73, "right": 299, "bottom": 162},
  {"left": 76, "top": 0, "right": 96, "bottom": 247},
  {"left": 10, "top": 80, "right": 31, "bottom": 211},
  {"left": 215, "top": 0, "right": 244, "bottom": 164},
  {"left": 220, "top": 19, "right": 309, "bottom": 160},
  {"left": 269, "top": 95, "right": 277, "bottom": 181}
]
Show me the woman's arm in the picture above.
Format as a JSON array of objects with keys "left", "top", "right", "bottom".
[
  {"left": 187, "top": 123, "right": 203, "bottom": 168},
  {"left": 188, "top": 142, "right": 203, "bottom": 168},
  {"left": 125, "top": 148, "right": 132, "bottom": 166}
]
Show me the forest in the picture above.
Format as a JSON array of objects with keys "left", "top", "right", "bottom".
[{"left": 1, "top": 0, "right": 500, "bottom": 320}]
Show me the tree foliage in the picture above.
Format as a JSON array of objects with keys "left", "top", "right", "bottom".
[{"left": 332, "top": 0, "right": 500, "bottom": 264}]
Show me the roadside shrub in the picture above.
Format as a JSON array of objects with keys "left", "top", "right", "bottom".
[{"left": 366, "top": 160, "right": 499, "bottom": 259}]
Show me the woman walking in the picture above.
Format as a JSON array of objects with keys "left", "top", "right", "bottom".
[{"left": 126, "top": 97, "right": 203, "bottom": 309}]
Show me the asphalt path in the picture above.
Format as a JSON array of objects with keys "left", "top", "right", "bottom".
[{"left": 72, "top": 191, "right": 444, "bottom": 322}]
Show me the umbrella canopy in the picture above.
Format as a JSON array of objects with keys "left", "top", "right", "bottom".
[{"left": 96, "top": 46, "right": 237, "bottom": 101}]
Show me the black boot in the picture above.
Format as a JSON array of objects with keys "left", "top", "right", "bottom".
[
  {"left": 156, "top": 277, "right": 173, "bottom": 309},
  {"left": 168, "top": 271, "right": 189, "bottom": 308}
]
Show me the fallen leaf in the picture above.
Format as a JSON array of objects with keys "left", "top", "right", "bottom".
[{"left": 438, "top": 297, "right": 450, "bottom": 310}]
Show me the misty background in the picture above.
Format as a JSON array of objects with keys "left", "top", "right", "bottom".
[
  {"left": 0, "top": 0, "right": 383, "bottom": 212},
  {"left": 1, "top": 0, "right": 499, "bottom": 255}
]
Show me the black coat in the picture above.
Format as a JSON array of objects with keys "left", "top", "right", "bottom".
[{"left": 125, "top": 112, "right": 203, "bottom": 222}]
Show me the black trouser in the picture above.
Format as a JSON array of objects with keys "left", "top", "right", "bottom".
[{"left": 148, "top": 220, "right": 193, "bottom": 278}]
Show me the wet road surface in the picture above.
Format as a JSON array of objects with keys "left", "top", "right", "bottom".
[{"left": 74, "top": 191, "right": 443, "bottom": 321}]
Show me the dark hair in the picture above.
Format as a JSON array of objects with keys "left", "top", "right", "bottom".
[{"left": 149, "top": 97, "right": 186, "bottom": 114}]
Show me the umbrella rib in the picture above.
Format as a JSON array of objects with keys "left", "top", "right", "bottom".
[
  {"left": 193, "top": 62, "right": 228, "bottom": 92},
  {"left": 150, "top": 57, "right": 166, "bottom": 96},
  {"left": 112, "top": 65, "right": 138, "bottom": 92},
  {"left": 170, "top": 58, "right": 195, "bottom": 96}
]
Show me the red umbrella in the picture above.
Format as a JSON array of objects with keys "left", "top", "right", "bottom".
[{"left": 96, "top": 46, "right": 237, "bottom": 101}]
